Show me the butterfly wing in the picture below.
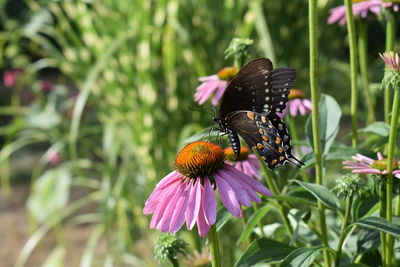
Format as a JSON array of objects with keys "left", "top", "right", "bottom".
[
  {"left": 227, "top": 111, "right": 301, "bottom": 169},
  {"left": 219, "top": 58, "right": 296, "bottom": 117}
]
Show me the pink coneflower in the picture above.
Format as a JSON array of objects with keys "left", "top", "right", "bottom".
[
  {"left": 280, "top": 89, "right": 312, "bottom": 117},
  {"left": 380, "top": 51, "right": 400, "bottom": 72},
  {"left": 328, "top": 0, "right": 399, "bottom": 26},
  {"left": 41, "top": 80, "right": 53, "bottom": 93},
  {"left": 3, "top": 69, "right": 22, "bottom": 88},
  {"left": 143, "top": 141, "right": 272, "bottom": 236},
  {"left": 224, "top": 147, "right": 261, "bottom": 181},
  {"left": 343, "top": 152, "right": 400, "bottom": 178},
  {"left": 194, "top": 66, "right": 237, "bottom": 106}
]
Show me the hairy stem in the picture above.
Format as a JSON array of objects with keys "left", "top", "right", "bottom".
[
  {"left": 334, "top": 196, "right": 353, "bottom": 267},
  {"left": 208, "top": 225, "right": 221, "bottom": 267},
  {"left": 384, "top": 16, "right": 396, "bottom": 124}
]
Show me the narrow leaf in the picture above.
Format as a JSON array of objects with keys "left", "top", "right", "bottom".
[
  {"left": 292, "top": 180, "right": 341, "bottom": 211},
  {"left": 280, "top": 246, "right": 324, "bottom": 267},
  {"left": 350, "top": 216, "right": 400, "bottom": 238}
]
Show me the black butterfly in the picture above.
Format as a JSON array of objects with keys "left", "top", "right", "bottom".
[{"left": 214, "top": 58, "right": 303, "bottom": 169}]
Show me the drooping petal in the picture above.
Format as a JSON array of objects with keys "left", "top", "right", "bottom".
[
  {"left": 223, "top": 164, "right": 272, "bottom": 196},
  {"left": 194, "top": 80, "right": 220, "bottom": 104},
  {"left": 169, "top": 183, "right": 191, "bottom": 233},
  {"left": 353, "top": 169, "right": 382, "bottom": 175},
  {"left": 211, "top": 81, "right": 228, "bottom": 106},
  {"left": 185, "top": 179, "right": 203, "bottom": 230},
  {"left": 157, "top": 182, "right": 185, "bottom": 232},
  {"left": 352, "top": 154, "right": 374, "bottom": 164},
  {"left": 393, "top": 170, "right": 400, "bottom": 179},
  {"left": 197, "top": 198, "right": 211, "bottom": 236},
  {"left": 150, "top": 180, "right": 181, "bottom": 228},
  {"left": 202, "top": 178, "right": 217, "bottom": 225},
  {"left": 214, "top": 172, "right": 242, "bottom": 217}
]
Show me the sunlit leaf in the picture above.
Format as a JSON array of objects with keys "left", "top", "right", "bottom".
[{"left": 280, "top": 246, "right": 324, "bottom": 267}]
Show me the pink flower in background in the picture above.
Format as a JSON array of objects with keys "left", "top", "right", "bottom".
[
  {"left": 280, "top": 89, "right": 312, "bottom": 117},
  {"left": 224, "top": 147, "right": 261, "bottom": 181},
  {"left": 41, "top": 80, "right": 53, "bottom": 93},
  {"left": 380, "top": 51, "right": 400, "bottom": 72},
  {"left": 3, "top": 69, "right": 22, "bottom": 87},
  {"left": 328, "top": 0, "right": 399, "bottom": 26},
  {"left": 194, "top": 66, "right": 237, "bottom": 106},
  {"left": 343, "top": 152, "right": 400, "bottom": 178},
  {"left": 48, "top": 149, "right": 60, "bottom": 165},
  {"left": 143, "top": 141, "right": 272, "bottom": 236}
]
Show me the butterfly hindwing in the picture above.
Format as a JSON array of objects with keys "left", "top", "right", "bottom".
[{"left": 228, "top": 111, "right": 291, "bottom": 169}]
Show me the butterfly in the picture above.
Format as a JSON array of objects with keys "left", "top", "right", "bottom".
[{"left": 213, "top": 58, "right": 303, "bottom": 169}]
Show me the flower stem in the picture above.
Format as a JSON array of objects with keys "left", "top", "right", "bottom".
[
  {"left": 168, "top": 256, "right": 180, "bottom": 267},
  {"left": 334, "top": 196, "right": 353, "bottom": 267},
  {"left": 344, "top": 0, "right": 359, "bottom": 147},
  {"left": 384, "top": 15, "right": 396, "bottom": 124},
  {"left": 385, "top": 87, "right": 400, "bottom": 267},
  {"left": 309, "top": 0, "right": 331, "bottom": 265},
  {"left": 288, "top": 116, "right": 309, "bottom": 182},
  {"left": 358, "top": 21, "right": 375, "bottom": 124},
  {"left": 380, "top": 181, "right": 387, "bottom": 267},
  {"left": 208, "top": 225, "right": 221, "bottom": 267}
]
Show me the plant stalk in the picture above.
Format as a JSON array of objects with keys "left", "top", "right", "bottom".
[
  {"left": 380, "top": 181, "right": 387, "bottom": 267},
  {"left": 309, "top": 0, "right": 331, "bottom": 265},
  {"left": 358, "top": 21, "right": 375, "bottom": 124},
  {"left": 208, "top": 225, "right": 221, "bottom": 267},
  {"left": 385, "top": 87, "right": 400, "bottom": 267},
  {"left": 384, "top": 15, "right": 396, "bottom": 124},
  {"left": 334, "top": 196, "right": 353, "bottom": 267},
  {"left": 344, "top": 0, "right": 359, "bottom": 147}
]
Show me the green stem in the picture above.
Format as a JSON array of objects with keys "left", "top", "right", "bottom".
[
  {"left": 252, "top": 203, "right": 265, "bottom": 238},
  {"left": 385, "top": 88, "right": 400, "bottom": 267},
  {"left": 309, "top": 0, "right": 331, "bottom": 265},
  {"left": 168, "top": 256, "right": 179, "bottom": 267},
  {"left": 288, "top": 116, "right": 309, "bottom": 182},
  {"left": 384, "top": 15, "right": 396, "bottom": 124},
  {"left": 358, "top": 21, "right": 375, "bottom": 124},
  {"left": 208, "top": 225, "right": 221, "bottom": 267},
  {"left": 334, "top": 196, "right": 353, "bottom": 267},
  {"left": 254, "top": 150, "right": 295, "bottom": 241},
  {"left": 395, "top": 196, "right": 400, "bottom": 217},
  {"left": 250, "top": 0, "right": 277, "bottom": 65},
  {"left": 344, "top": 0, "right": 359, "bottom": 147},
  {"left": 380, "top": 181, "right": 387, "bottom": 267}
]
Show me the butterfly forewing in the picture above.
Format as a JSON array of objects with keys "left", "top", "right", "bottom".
[{"left": 219, "top": 59, "right": 296, "bottom": 116}]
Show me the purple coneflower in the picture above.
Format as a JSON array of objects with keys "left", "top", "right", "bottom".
[
  {"left": 194, "top": 66, "right": 237, "bottom": 106},
  {"left": 143, "top": 141, "right": 272, "bottom": 236},
  {"left": 328, "top": 0, "right": 399, "bottom": 26},
  {"left": 380, "top": 51, "right": 400, "bottom": 89},
  {"left": 343, "top": 152, "right": 400, "bottom": 178},
  {"left": 224, "top": 147, "right": 261, "bottom": 181},
  {"left": 280, "top": 89, "right": 312, "bottom": 117},
  {"left": 3, "top": 69, "right": 22, "bottom": 88}
]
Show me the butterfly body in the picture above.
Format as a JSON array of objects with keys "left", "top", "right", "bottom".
[{"left": 214, "top": 58, "right": 303, "bottom": 169}]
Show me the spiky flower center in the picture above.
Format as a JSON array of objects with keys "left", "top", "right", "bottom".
[
  {"left": 288, "top": 89, "right": 304, "bottom": 100},
  {"left": 224, "top": 147, "right": 251, "bottom": 162},
  {"left": 217, "top": 66, "right": 238, "bottom": 81},
  {"left": 371, "top": 159, "right": 399, "bottom": 171},
  {"left": 175, "top": 141, "right": 226, "bottom": 179}
]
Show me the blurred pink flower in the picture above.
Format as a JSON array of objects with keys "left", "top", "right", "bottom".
[
  {"left": 194, "top": 66, "right": 237, "bottom": 106},
  {"left": 328, "top": 0, "right": 399, "bottom": 26},
  {"left": 48, "top": 149, "right": 60, "bottom": 165},
  {"left": 224, "top": 147, "right": 261, "bottom": 181},
  {"left": 280, "top": 89, "right": 312, "bottom": 117},
  {"left": 343, "top": 152, "right": 400, "bottom": 178},
  {"left": 143, "top": 141, "right": 271, "bottom": 236},
  {"left": 3, "top": 69, "right": 22, "bottom": 87},
  {"left": 380, "top": 51, "right": 400, "bottom": 72},
  {"left": 41, "top": 80, "right": 53, "bottom": 93}
]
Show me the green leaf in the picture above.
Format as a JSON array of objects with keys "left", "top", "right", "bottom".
[
  {"left": 359, "top": 122, "right": 390, "bottom": 137},
  {"left": 306, "top": 94, "right": 342, "bottom": 155},
  {"left": 280, "top": 246, "right": 324, "bottom": 267},
  {"left": 350, "top": 216, "right": 400, "bottom": 238},
  {"left": 271, "top": 188, "right": 317, "bottom": 207},
  {"left": 235, "top": 238, "right": 294, "bottom": 267},
  {"left": 43, "top": 246, "right": 66, "bottom": 267},
  {"left": 27, "top": 167, "right": 71, "bottom": 223},
  {"left": 216, "top": 206, "right": 232, "bottom": 231},
  {"left": 292, "top": 180, "right": 341, "bottom": 211},
  {"left": 237, "top": 205, "right": 272, "bottom": 244}
]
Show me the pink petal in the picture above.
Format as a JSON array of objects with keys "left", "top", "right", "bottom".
[
  {"left": 289, "top": 100, "right": 299, "bottom": 117},
  {"left": 223, "top": 164, "right": 272, "bottom": 196},
  {"left": 194, "top": 80, "right": 219, "bottom": 104},
  {"left": 302, "top": 99, "right": 313, "bottom": 111},
  {"left": 353, "top": 154, "right": 374, "bottom": 164},
  {"left": 377, "top": 152, "right": 383, "bottom": 160},
  {"left": 157, "top": 183, "right": 185, "bottom": 232},
  {"left": 353, "top": 169, "right": 382, "bottom": 175},
  {"left": 185, "top": 179, "right": 202, "bottom": 230},
  {"left": 196, "top": 200, "right": 211, "bottom": 236},
  {"left": 198, "top": 74, "right": 218, "bottom": 82},
  {"left": 393, "top": 170, "right": 400, "bottom": 179},
  {"left": 202, "top": 178, "right": 217, "bottom": 225},
  {"left": 211, "top": 81, "right": 228, "bottom": 106},
  {"left": 214, "top": 172, "right": 242, "bottom": 217},
  {"left": 169, "top": 183, "right": 191, "bottom": 233}
]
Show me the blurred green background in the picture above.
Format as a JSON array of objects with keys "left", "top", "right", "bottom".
[{"left": 0, "top": 0, "right": 393, "bottom": 266}]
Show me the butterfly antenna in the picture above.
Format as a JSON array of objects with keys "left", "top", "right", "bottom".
[{"left": 188, "top": 106, "right": 214, "bottom": 117}]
